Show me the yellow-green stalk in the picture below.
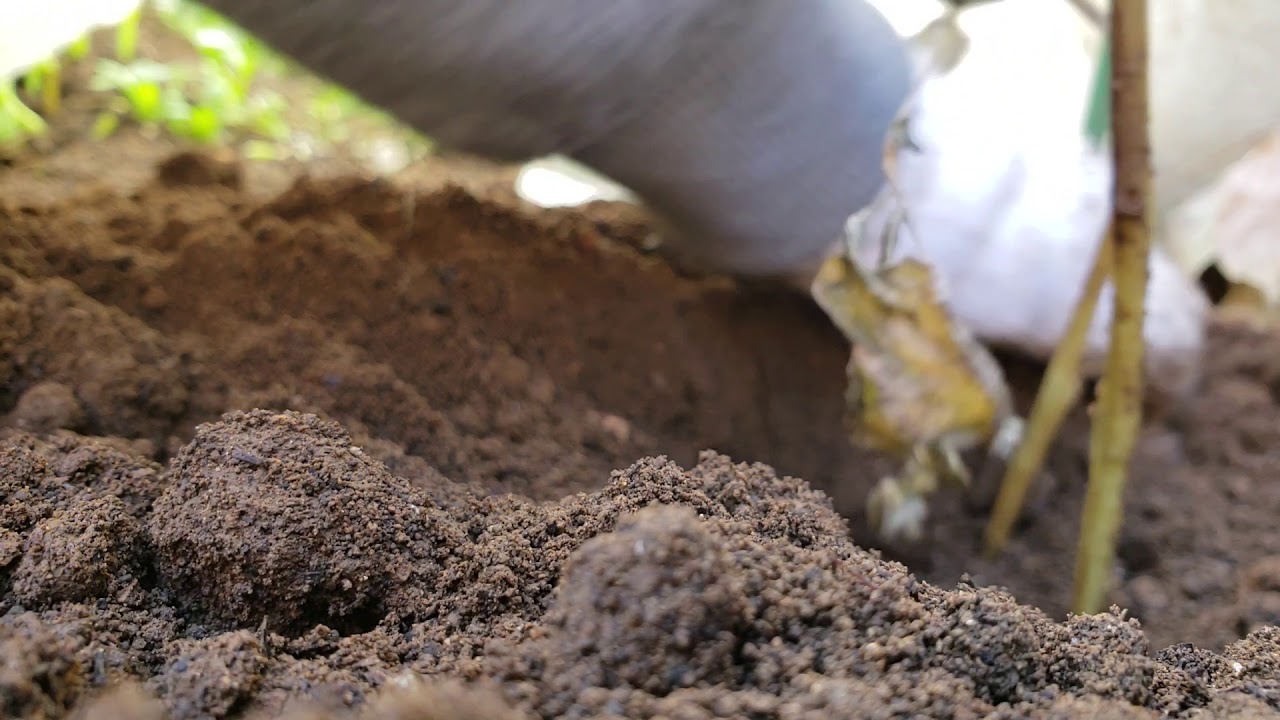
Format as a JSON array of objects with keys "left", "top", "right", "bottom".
[{"left": 1073, "top": 0, "right": 1151, "bottom": 615}]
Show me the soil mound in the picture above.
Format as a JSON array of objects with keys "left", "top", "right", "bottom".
[{"left": 4, "top": 151, "right": 1280, "bottom": 717}]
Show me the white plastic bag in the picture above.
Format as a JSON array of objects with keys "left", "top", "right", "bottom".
[{"left": 856, "top": 0, "right": 1209, "bottom": 397}]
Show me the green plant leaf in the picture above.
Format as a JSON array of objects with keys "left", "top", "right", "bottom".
[
  {"left": 23, "top": 68, "right": 45, "bottom": 98},
  {"left": 91, "top": 111, "right": 122, "bottom": 139},
  {"left": 125, "top": 81, "right": 164, "bottom": 122},
  {"left": 67, "top": 35, "right": 92, "bottom": 61},
  {"left": 192, "top": 26, "right": 255, "bottom": 97},
  {"left": 168, "top": 104, "right": 221, "bottom": 142},
  {"left": 0, "top": 84, "right": 47, "bottom": 144},
  {"left": 195, "top": 62, "right": 243, "bottom": 117},
  {"left": 1084, "top": 37, "right": 1111, "bottom": 148},
  {"left": 116, "top": 8, "right": 142, "bottom": 62}
]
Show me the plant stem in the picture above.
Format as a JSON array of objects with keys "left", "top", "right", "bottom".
[
  {"left": 0, "top": 84, "right": 48, "bottom": 143},
  {"left": 40, "top": 60, "right": 62, "bottom": 116},
  {"left": 983, "top": 31, "right": 1114, "bottom": 558},
  {"left": 1072, "top": 0, "right": 1151, "bottom": 615},
  {"left": 117, "top": 7, "right": 142, "bottom": 62},
  {"left": 984, "top": 228, "right": 1113, "bottom": 556}
]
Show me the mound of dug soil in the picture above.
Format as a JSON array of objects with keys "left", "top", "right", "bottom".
[
  {"left": 2, "top": 409, "right": 1279, "bottom": 719},
  {"left": 4, "top": 151, "right": 1280, "bottom": 718}
]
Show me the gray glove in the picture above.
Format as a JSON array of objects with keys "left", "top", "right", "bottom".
[{"left": 198, "top": 0, "right": 912, "bottom": 280}]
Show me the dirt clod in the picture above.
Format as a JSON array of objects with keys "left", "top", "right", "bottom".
[
  {"left": 537, "top": 505, "right": 751, "bottom": 697},
  {"left": 6, "top": 381, "right": 86, "bottom": 435},
  {"left": 0, "top": 615, "right": 86, "bottom": 718},
  {"left": 13, "top": 494, "right": 142, "bottom": 606},
  {"left": 150, "top": 631, "right": 270, "bottom": 719},
  {"left": 148, "top": 410, "right": 466, "bottom": 634},
  {"left": 154, "top": 151, "right": 243, "bottom": 190}
]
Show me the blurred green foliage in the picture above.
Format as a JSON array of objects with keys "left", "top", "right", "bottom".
[
  {"left": 1, "top": 0, "right": 419, "bottom": 159},
  {"left": 1084, "top": 37, "right": 1111, "bottom": 148}
]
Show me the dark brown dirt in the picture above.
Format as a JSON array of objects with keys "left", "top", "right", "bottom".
[
  {"left": 3, "top": 148, "right": 1280, "bottom": 720},
  {"left": 6, "top": 18, "right": 1280, "bottom": 719}
]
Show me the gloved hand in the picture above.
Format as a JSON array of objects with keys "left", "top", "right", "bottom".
[{"left": 195, "top": 0, "right": 912, "bottom": 281}]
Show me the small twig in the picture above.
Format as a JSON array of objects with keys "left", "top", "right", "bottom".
[
  {"left": 258, "top": 615, "right": 274, "bottom": 657},
  {"left": 1073, "top": 0, "right": 1151, "bottom": 615},
  {"left": 984, "top": 228, "right": 1113, "bottom": 556}
]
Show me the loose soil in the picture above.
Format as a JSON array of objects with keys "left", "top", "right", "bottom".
[{"left": 5, "top": 19, "right": 1280, "bottom": 720}]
